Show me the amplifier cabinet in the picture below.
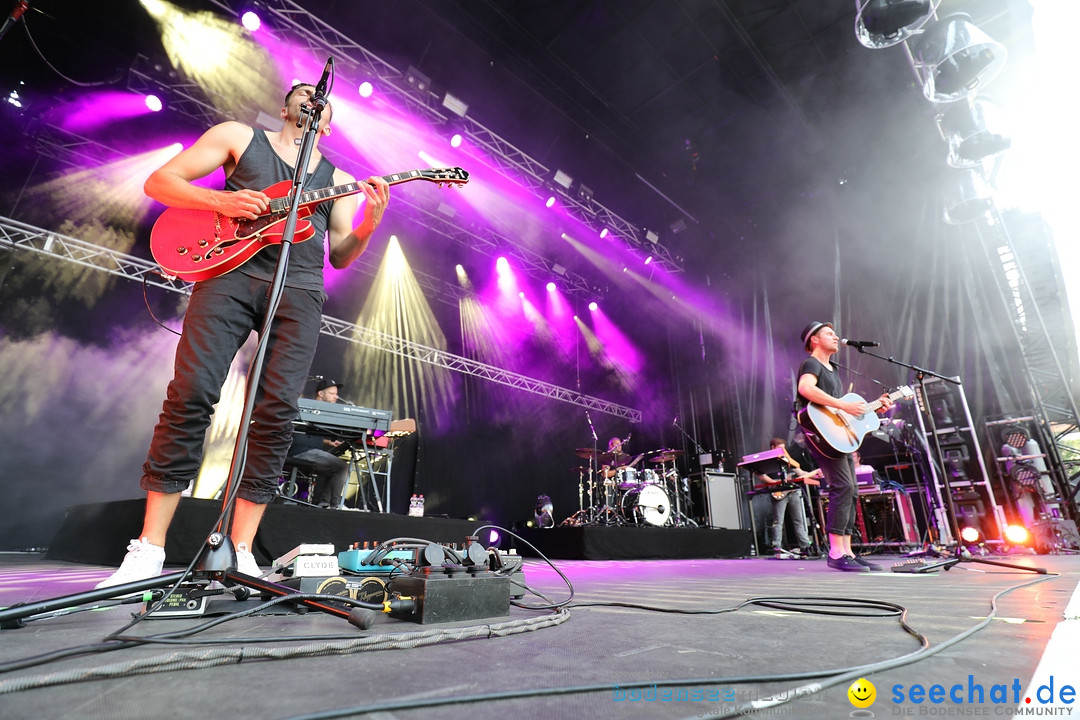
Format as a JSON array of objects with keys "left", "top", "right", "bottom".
[{"left": 857, "top": 488, "right": 919, "bottom": 544}]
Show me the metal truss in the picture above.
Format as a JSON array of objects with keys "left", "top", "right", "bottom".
[
  {"left": 204, "top": 0, "right": 683, "bottom": 273},
  {"left": 318, "top": 315, "right": 641, "bottom": 422},
  {"left": 0, "top": 216, "right": 640, "bottom": 420},
  {"left": 975, "top": 209, "right": 1080, "bottom": 519},
  {"left": 0, "top": 215, "right": 192, "bottom": 294},
  {"left": 127, "top": 55, "right": 238, "bottom": 129}
]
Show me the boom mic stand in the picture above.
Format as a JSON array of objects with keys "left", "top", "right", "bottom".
[
  {"left": 0, "top": 62, "right": 386, "bottom": 630},
  {"left": 849, "top": 346, "right": 1046, "bottom": 575}
]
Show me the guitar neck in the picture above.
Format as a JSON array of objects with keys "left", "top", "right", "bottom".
[
  {"left": 270, "top": 169, "right": 463, "bottom": 213},
  {"left": 866, "top": 387, "right": 910, "bottom": 414}
]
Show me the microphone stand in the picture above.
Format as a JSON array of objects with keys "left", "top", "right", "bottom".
[
  {"left": 0, "top": 68, "right": 391, "bottom": 630},
  {"left": 848, "top": 346, "right": 1046, "bottom": 575},
  {"left": 671, "top": 419, "right": 706, "bottom": 527}
]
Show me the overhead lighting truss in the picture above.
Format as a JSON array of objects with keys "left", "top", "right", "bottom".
[
  {"left": 0, "top": 215, "right": 639, "bottom": 421},
  {"left": 205, "top": 0, "right": 684, "bottom": 274}
]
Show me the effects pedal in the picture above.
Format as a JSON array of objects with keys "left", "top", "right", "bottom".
[{"left": 272, "top": 543, "right": 339, "bottom": 578}]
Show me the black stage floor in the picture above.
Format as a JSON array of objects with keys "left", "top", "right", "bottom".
[{"left": 1, "top": 543, "right": 1077, "bottom": 719}]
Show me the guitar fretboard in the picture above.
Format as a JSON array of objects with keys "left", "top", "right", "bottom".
[{"left": 266, "top": 168, "right": 465, "bottom": 215}]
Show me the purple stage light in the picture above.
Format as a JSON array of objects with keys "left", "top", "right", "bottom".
[
  {"left": 546, "top": 281, "right": 556, "bottom": 292},
  {"left": 145, "top": 94, "right": 163, "bottom": 112},
  {"left": 545, "top": 196, "right": 556, "bottom": 208},
  {"left": 599, "top": 228, "right": 609, "bottom": 239},
  {"left": 450, "top": 132, "right": 463, "bottom": 148},
  {"left": 588, "top": 301, "right": 598, "bottom": 312},
  {"left": 358, "top": 81, "right": 373, "bottom": 98},
  {"left": 644, "top": 255, "right": 653, "bottom": 265},
  {"left": 487, "top": 529, "right": 501, "bottom": 546},
  {"left": 241, "top": 11, "right": 261, "bottom": 32}
]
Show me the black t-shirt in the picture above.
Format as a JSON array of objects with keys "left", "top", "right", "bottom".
[{"left": 796, "top": 356, "right": 843, "bottom": 409}]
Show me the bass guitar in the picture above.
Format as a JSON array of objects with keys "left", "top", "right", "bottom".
[
  {"left": 150, "top": 166, "right": 469, "bottom": 282},
  {"left": 798, "top": 386, "right": 914, "bottom": 459}
]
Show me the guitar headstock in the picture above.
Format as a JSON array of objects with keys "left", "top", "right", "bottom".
[{"left": 421, "top": 167, "right": 469, "bottom": 187}]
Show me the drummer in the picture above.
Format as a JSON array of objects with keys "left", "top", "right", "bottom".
[{"left": 600, "top": 436, "right": 628, "bottom": 479}]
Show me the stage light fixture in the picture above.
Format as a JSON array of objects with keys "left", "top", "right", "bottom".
[
  {"left": 644, "top": 255, "right": 653, "bottom": 265},
  {"left": 441, "top": 92, "right": 468, "bottom": 117},
  {"left": 1008, "top": 461, "right": 1041, "bottom": 489},
  {"left": 449, "top": 132, "right": 463, "bottom": 148},
  {"left": 588, "top": 301, "right": 598, "bottom": 312},
  {"left": 936, "top": 96, "right": 1011, "bottom": 168},
  {"left": 552, "top": 264, "right": 567, "bottom": 277},
  {"left": 645, "top": 229, "right": 659, "bottom": 244},
  {"left": 912, "top": 13, "right": 1007, "bottom": 103},
  {"left": 577, "top": 184, "right": 594, "bottom": 202},
  {"left": 546, "top": 282, "right": 556, "bottom": 292},
  {"left": 959, "top": 525, "right": 982, "bottom": 544},
  {"left": 545, "top": 196, "right": 556, "bottom": 208},
  {"left": 1003, "top": 524, "right": 1030, "bottom": 545},
  {"left": 999, "top": 423, "right": 1029, "bottom": 450},
  {"left": 403, "top": 66, "right": 431, "bottom": 95},
  {"left": 552, "top": 169, "right": 573, "bottom": 190},
  {"left": 358, "top": 81, "right": 373, "bottom": 98},
  {"left": 854, "top": 0, "right": 938, "bottom": 49},
  {"left": 240, "top": 10, "right": 261, "bottom": 31},
  {"left": 144, "top": 94, "right": 163, "bottom": 112},
  {"left": 599, "top": 228, "right": 609, "bottom": 239},
  {"left": 943, "top": 168, "right": 993, "bottom": 224}
]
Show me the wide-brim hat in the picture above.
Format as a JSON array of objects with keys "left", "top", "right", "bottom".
[{"left": 800, "top": 321, "right": 833, "bottom": 351}]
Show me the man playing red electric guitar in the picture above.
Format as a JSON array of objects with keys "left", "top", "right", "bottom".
[{"left": 97, "top": 82, "right": 391, "bottom": 587}]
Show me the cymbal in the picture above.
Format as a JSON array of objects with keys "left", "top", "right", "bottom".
[
  {"left": 575, "top": 447, "right": 601, "bottom": 458},
  {"left": 649, "top": 448, "right": 685, "bottom": 463}
]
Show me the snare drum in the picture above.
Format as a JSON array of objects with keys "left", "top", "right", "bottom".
[
  {"left": 615, "top": 467, "right": 639, "bottom": 489},
  {"left": 621, "top": 484, "right": 671, "bottom": 526}
]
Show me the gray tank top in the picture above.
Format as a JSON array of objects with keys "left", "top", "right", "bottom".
[{"left": 226, "top": 129, "right": 337, "bottom": 292}]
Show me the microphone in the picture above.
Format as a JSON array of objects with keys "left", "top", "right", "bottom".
[
  {"left": 313, "top": 56, "right": 333, "bottom": 105},
  {"left": 840, "top": 338, "right": 880, "bottom": 348}
]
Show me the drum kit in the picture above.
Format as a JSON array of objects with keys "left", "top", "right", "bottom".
[{"left": 562, "top": 446, "right": 696, "bottom": 527}]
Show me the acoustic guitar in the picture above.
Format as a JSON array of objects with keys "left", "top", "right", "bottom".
[{"left": 798, "top": 386, "right": 914, "bottom": 459}]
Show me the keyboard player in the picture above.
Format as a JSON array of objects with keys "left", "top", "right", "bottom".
[
  {"left": 754, "top": 438, "right": 815, "bottom": 558},
  {"left": 286, "top": 378, "right": 351, "bottom": 509}
]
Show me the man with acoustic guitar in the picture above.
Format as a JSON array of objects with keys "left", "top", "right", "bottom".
[
  {"left": 96, "top": 82, "right": 391, "bottom": 587},
  {"left": 796, "top": 321, "right": 893, "bottom": 572}
]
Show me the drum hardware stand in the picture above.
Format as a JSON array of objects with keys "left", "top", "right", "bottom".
[{"left": 0, "top": 62, "right": 383, "bottom": 630}]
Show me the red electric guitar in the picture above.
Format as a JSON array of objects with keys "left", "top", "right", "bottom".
[{"left": 150, "top": 167, "right": 469, "bottom": 282}]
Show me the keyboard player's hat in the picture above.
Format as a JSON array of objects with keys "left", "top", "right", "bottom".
[{"left": 316, "top": 377, "right": 343, "bottom": 392}]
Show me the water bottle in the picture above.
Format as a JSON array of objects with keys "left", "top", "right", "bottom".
[
  {"left": 417, "top": 494, "right": 425, "bottom": 517},
  {"left": 408, "top": 494, "right": 419, "bottom": 517}
]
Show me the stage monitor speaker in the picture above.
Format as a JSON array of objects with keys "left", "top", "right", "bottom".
[{"left": 702, "top": 471, "right": 742, "bottom": 529}]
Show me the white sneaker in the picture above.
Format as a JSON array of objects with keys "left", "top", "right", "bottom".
[
  {"left": 95, "top": 537, "right": 165, "bottom": 589},
  {"left": 235, "top": 543, "right": 262, "bottom": 577}
]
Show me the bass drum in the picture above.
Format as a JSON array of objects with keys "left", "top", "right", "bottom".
[{"left": 621, "top": 484, "right": 671, "bottom": 527}]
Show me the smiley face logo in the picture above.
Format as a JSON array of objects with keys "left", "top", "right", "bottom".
[{"left": 848, "top": 678, "right": 876, "bottom": 709}]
